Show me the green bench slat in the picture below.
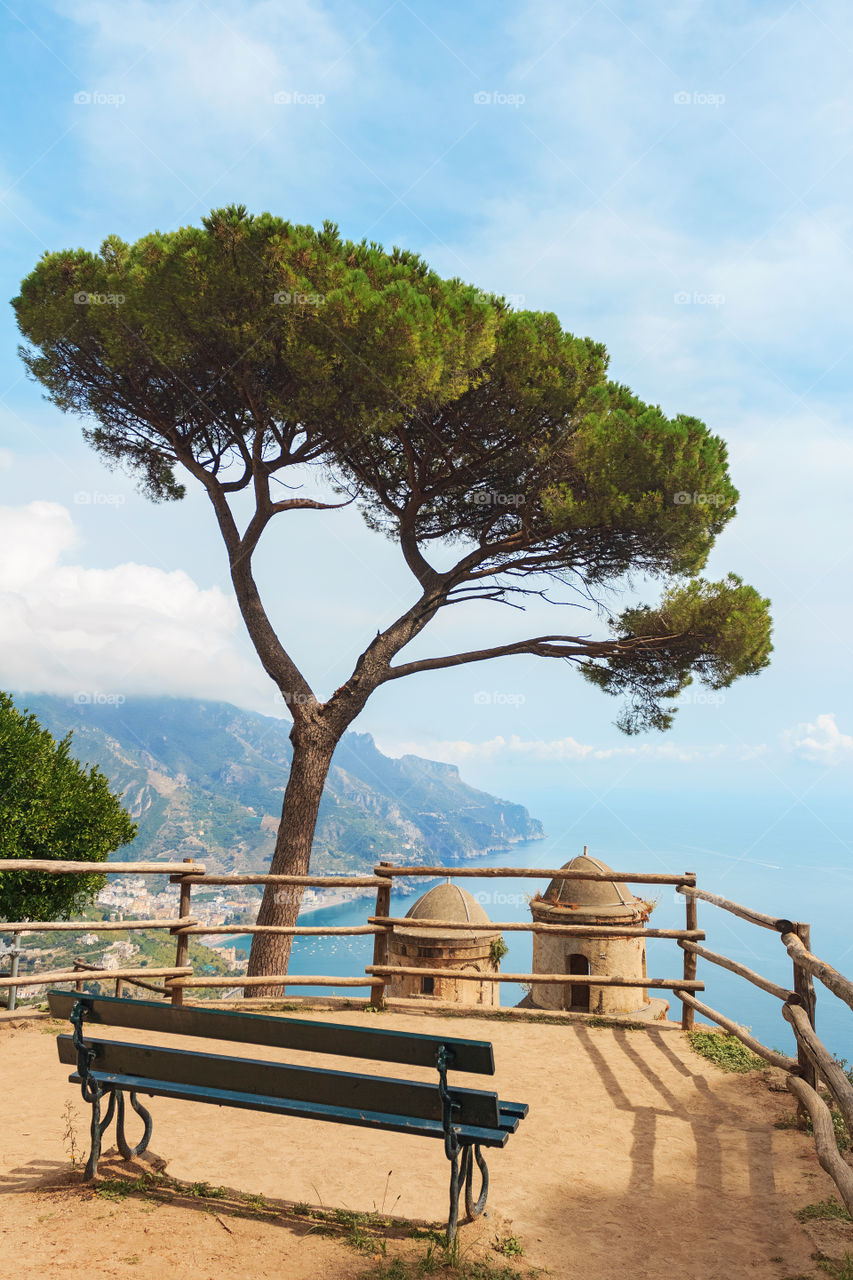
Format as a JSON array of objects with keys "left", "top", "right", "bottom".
[
  {"left": 47, "top": 991, "right": 494, "bottom": 1075},
  {"left": 497, "top": 1103, "right": 526, "bottom": 1134},
  {"left": 65, "top": 1069, "right": 510, "bottom": 1148},
  {"left": 57, "top": 1036, "right": 501, "bottom": 1129}
]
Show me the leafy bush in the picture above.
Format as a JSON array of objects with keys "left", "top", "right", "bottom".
[{"left": 0, "top": 693, "right": 136, "bottom": 920}]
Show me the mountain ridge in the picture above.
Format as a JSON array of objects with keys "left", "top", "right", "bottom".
[{"left": 12, "top": 694, "right": 545, "bottom": 875}]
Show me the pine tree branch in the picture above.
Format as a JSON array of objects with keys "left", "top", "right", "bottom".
[{"left": 383, "top": 631, "right": 687, "bottom": 681}]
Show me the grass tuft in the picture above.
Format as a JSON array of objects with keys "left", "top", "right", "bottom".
[
  {"left": 366, "top": 1234, "right": 538, "bottom": 1278},
  {"left": 817, "top": 1254, "right": 853, "bottom": 1279},
  {"left": 94, "top": 1178, "right": 137, "bottom": 1201},
  {"left": 776, "top": 1106, "right": 850, "bottom": 1153},
  {"left": 685, "top": 1030, "right": 764, "bottom": 1072},
  {"left": 493, "top": 1235, "right": 523, "bottom": 1258},
  {"left": 187, "top": 1181, "right": 226, "bottom": 1198},
  {"left": 796, "top": 1199, "right": 853, "bottom": 1223}
]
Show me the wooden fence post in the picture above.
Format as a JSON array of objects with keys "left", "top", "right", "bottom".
[
  {"left": 171, "top": 858, "right": 194, "bottom": 1007},
  {"left": 792, "top": 921, "right": 817, "bottom": 1126},
  {"left": 681, "top": 877, "right": 697, "bottom": 1031},
  {"left": 370, "top": 862, "right": 393, "bottom": 1007}
]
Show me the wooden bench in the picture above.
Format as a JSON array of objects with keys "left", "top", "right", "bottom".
[{"left": 49, "top": 991, "right": 528, "bottom": 1240}]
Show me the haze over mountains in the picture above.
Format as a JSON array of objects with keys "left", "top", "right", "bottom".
[{"left": 16, "top": 695, "right": 544, "bottom": 875}]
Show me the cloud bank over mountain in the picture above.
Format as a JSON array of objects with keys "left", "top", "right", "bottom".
[{"left": 0, "top": 502, "right": 269, "bottom": 706}]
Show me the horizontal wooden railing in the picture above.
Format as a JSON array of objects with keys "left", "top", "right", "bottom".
[
  {"left": 366, "top": 966, "right": 704, "bottom": 991},
  {"left": 165, "top": 974, "right": 385, "bottom": 990},
  {"left": 674, "top": 884, "right": 853, "bottom": 1215},
  {"left": 1, "top": 917, "right": 196, "bottom": 934},
  {"left": 0, "top": 860, "right": 397, "bottom": 1004},
  {"left": 370, "top": 916, "right": 705, "bottom": 940},
  {"left": 780, "top": 930, "right": 853, "bottom": 1014},
  {"left": 2, "top": 857, "right": 701, "bottom": 1009},
  {"left": 177, "top": 924, "right": 382, "bottom": 936},
  {"left": 371, "top": 865, "right": 696, "bottom": 885},
  {"left": 673, "top": 990, "right": 798, "bottom": 1072},
  {"left": 2, "top": 852, "right": 851, "bottom": 1211},
  {"left": 0, "top": 860, "right": 207, "bottom": 876},
  {"left": 171, "top": 873, "right": 385, "bottom": 887},
  {"left": 71, "top": 956, "right": 171, "bottom": 998},
  {"left": 362, "top": 861, "right": 702, "bottom": 1008},
  {"left": 0, "top": 965, "right": 192, "bottom": 988}
]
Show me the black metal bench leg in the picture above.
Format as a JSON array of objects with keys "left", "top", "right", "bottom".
[
  {"left": 463, "top": 1143, "right": 489, "bottom": 1219},
  {"left": 446, "top": 1140, "right": 461, "bottom": 1245},
  {"left": 83, "top": 1084, "right": 116, "bottom": 1181},
  {"left": 115, "top": 1090, "right": 154, "bottom": 1159},
  {"left": 447, "top": 1142, "right": 491, "bottom": 1244}
]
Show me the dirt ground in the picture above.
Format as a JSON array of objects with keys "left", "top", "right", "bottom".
[{"left": 1, "top": 1004, "right": 851, "bottom": 1280}]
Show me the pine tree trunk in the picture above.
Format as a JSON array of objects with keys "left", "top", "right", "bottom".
[{"left": 245, "top": 726, "right": 337, "bottom": 995}]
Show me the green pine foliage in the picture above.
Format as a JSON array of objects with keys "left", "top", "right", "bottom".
[
  {"left": 13, "top": 207, "right": 773, "bottom": 737},
  {"left": 12, "top": 207, "right": 497, "bottom": 502},
  {"left": 583, "top": 573, "right": 772, "bottom": 732}
]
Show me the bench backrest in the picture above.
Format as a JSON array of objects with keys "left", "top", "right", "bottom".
[
  {"left": 55, "top": 1034, "right": 501, "bottom": 1127},
  {"left": 47, "top": 991, "right": 495, "bottom": 1074}
]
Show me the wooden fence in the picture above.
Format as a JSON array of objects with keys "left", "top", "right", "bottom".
[
  {"left": 673, "top": 885, "right": 853, "bottom": 1214},
  {"left": 2, "top": 855, "right": 851, "bottom": 1212},
  {"left": 0, "top": 857, "right": 702, "bottom": 1006}
]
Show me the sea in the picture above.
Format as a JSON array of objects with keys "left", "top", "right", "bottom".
[{"left": 223, "top": 787, "right": 853, "bottom": 1063}]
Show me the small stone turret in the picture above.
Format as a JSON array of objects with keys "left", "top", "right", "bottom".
[
  {"left": 386, "top": 882, "right": 502, "bottom": 1006},
  {"left": 529, "top": 849, "right": 651, "bottom": 1015}
]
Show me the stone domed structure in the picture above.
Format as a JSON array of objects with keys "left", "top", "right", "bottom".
[
  {"left": 529, "top": 850, "right": 650, "bottom": 1015},
  {"left": 386, "top": 882, "right": 503, "bottom": 1007}
]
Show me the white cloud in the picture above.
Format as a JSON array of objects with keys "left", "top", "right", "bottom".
[
  {"left": 0, "top": 501, "right": 271, "bottom": 705},
  {"left": 376, "top": 732, "right": 767, "bottom": 766},
  {"left": 781, "top": 713, "right": 853, "bottom": 765}
]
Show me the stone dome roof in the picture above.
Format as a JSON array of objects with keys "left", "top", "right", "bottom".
[
  {"left": 534, "top": 852, "right": 644, "bottom": 920},
  {"left": 396, "top": 882, "right": 499, "bottom": 940}
]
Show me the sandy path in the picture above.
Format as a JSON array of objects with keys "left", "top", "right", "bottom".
[{"left": 1, "top": 1007, "right": 848, "bottom": 1279}]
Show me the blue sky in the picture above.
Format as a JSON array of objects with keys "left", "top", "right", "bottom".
[{"left": 1, "top": 0, "right": 851, "bottom": 825}]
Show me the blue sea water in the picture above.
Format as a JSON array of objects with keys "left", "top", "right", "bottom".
[{"left": 225, "top": 788, "right": 853, "bottom": 1064}]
